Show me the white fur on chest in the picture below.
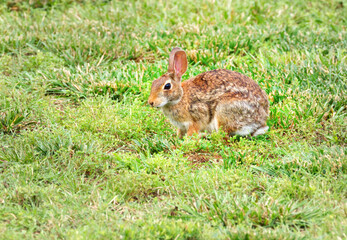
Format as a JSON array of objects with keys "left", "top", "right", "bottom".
[
  {"left": 162, "top": 108, "right": 190, "bottom": 131},
  {"left": 205, "top": 117, "right": 219, "bottom": 133}
]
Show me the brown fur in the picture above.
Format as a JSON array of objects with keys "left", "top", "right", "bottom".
[{"left": 148, "top": 48, "right": 269, "bottom": 138}]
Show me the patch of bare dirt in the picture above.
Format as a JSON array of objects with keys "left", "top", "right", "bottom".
[{"left": 184, "top": 152, "right": 222, "bottom": 168}]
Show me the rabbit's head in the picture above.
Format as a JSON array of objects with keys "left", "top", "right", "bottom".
[{"left": 148, "top": 48, "right": 187, "bottom": 108}]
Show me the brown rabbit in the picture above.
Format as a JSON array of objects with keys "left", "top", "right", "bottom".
[{"left": 148, "top": 47, "right": 269, "bottom": 138}]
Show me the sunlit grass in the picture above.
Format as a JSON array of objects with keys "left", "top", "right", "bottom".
[{"left": 0, "top": 0, "right": 346, "bottom": 239}]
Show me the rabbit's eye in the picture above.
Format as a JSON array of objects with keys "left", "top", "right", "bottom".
[{"left": 164, "top": 83, "right": 171, "bottom": 90}]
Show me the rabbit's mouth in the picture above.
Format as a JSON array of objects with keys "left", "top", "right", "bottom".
[
  {"left": 148, "top": 99, "right": 168, "bottom": 108},
  {"left": 153, "top": 101, "right": 168, "bottom": 108}
]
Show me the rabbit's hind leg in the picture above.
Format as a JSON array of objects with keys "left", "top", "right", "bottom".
[
  {"left": 233, "top": 123, "right": 260, "bottom": 136},
  {"left": 252, "top": 126, "right": 269, "bottom": 136}
]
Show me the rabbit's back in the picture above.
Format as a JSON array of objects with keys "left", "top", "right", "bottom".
[
  {"left": 181, "top": 69, "right": 269, "bottom": 135},
  {"left": 184, "top": 69, "right": 268, "bottom": 107}
]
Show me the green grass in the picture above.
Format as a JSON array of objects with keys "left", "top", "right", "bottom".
[{"left": 0, "top": 0, "right": 346, "bottom": 239}]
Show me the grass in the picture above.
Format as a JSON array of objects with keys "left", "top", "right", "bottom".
[{"left": 0, "top": 0, "right": 346, "bottom": 239}]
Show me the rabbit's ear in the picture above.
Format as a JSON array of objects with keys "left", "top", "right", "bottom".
[
  {"left": 173, "top": 50, "right": 187, "bottom": 79},
  {"left": 168, "top": 47, "right": 182, "bottom": 73}
]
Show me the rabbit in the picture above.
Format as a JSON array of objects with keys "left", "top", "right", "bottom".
[{"left": 148, "top": 47, "right": 269, "bottom": 138}]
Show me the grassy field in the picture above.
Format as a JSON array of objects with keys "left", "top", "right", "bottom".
[{"left": 0, "top": 0, "right": 346, "bottom": 239}]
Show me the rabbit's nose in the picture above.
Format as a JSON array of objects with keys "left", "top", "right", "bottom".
[{"left": 148, "top": 101, "right": 154, "bottom": 107}]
